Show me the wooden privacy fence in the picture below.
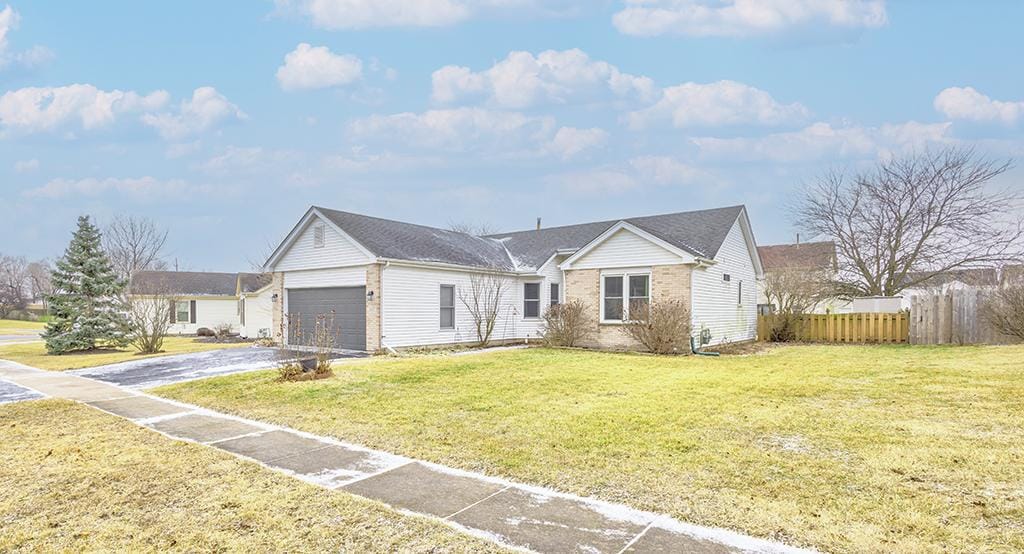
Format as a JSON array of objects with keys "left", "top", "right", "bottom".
[
  {"left": 909, "top": 289, "right": 1017, "bottom": 345},
  {"left": 757, "top": 312, "right": 909, "bottom": 343}
]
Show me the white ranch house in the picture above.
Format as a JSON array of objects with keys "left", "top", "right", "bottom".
[{"left": 262, "top": 205, "right": 765, "bottom": 352}]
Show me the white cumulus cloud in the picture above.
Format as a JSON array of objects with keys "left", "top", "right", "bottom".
[
  {"left": 626, "top": 80, "right": 809, "bottom": 129},
  {"left": 279, "top": 0, "right": 579, "bottom": 30},
  {"left": 934, "top": 86, "right": 1024, "bottom": 125},
  {"left": 13, "top": 158, "right": 38, "bottom": 172},
  {"left": 692, "top": 120, "right": 953, "bottom": 162},
  {"left": 276, "top": 43, "right": 363, "bottom": 91},
  {"left": 0, "top": 84, "right": 169, "bottom": 135},
  {"left": 141, "top": 87, "right": 246, "bottom": 140},
  {"left": 613, "top": 0, "right": 887, "bottom": 37},
  {"left": 23, "top": 176, "right": 190, "bottom": 199},
  {"left": 550, "top": 155, "right": 709, "bottom": 195},
  {"left": 432, "top": 49, "right": 657, "bottom": 108},
  {"left": 348, "top": 107, "right": 605, "bottom": 159},
  {"left": 0, "top": 4, "right": 54, "bottom": 70}
]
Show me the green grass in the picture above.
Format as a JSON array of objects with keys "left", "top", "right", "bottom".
[
  {"left": 0, "top": 319, "right": 45, "bottom": 334},
  {"left": 154, "top": 345, "right": 1024, "bottom": 553},
  {"left": 0, "top": 400, "right": 504, "bottom": 553},
  {"left": 0, "top": 336, "right": 250, "bottom": 371}
]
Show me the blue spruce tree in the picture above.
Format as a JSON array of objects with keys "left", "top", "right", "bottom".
[{"left": 43, "top": 216, "right": 130, "bottom": 354}]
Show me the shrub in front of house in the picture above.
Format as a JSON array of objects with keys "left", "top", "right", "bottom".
[
  {"left": 621, "top": 299, "right": 691, "bottom": 355},
  {"left": 541, "top": 299, "right": 593, "bottom": 347}
]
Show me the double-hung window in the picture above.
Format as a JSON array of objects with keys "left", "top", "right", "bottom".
[
  {"left": 440, "top": 285, "right": 455, "bottom": 329},
  {"left": 550, "top": 283, "right": 560, "bottom": 307},
  {"left": 523, "top": 283, "right": 541, "bottom": 318},
  {"left": 175, "top": 301, "right": 190, "bottom": 323},
  {"left": 602, "top": 272, "right": 650, "bottom": 322}
]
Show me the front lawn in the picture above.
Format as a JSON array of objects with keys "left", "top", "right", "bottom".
[
  {"left": 0, "top": 319, "right": 45, "bottom": 334},
  {"left": 0, "top": 400, "right": 503, "bottom": 553},
  {"left": 0, "top": 336, "right": 250, "bottom": 371},
  {"left": 154, "top": 345, "right": 1024, "bottom": 553}
]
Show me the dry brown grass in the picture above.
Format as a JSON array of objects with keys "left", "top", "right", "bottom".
[
  {"left": 0, "top": 400, "right": 506, "bottom": 553},
  {"left": 154, "top": 345, "right": 1024, "bottom": 553}
]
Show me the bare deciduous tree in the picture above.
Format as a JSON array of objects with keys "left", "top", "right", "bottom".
[
  {"left": 458, "top": 271, "right": 509, "bottom": 346},
  {"left": 0, "top": 255, "right": 30, "bottom": 318},
  {"left": 447, "top": 220, "right": 498, "bottom": 236},
  {"left": 762, "top": 268, "right": 835, "bottom": 314},
  {"left": 125, "top": 289, "right": 178, "bottom": 354},
  {"left": 981, "top": 285, "right": 1024, "bottom": 341},
  {"left": 103, "top": 215, "right": 169, "bottom": 280},
  {"left": 794, "top": 147, "right": 1024, "bottom": 297},
  {"left": 541, "top": 299, "right": 593, "bottom": 347},
  {"left": 26, "top": 260, "right": 53, "bottom": 308}
]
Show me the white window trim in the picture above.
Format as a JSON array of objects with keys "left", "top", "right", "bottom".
[
  {"left": 523, "top": 281, "right": 542, "bottom": 320},
  {"left": 600, "top": 271, "right": 651, "bottom": 324},
  {"left": 175, "top": 300, "right": 190, "bottom": 323},
  {"left": 439, "top": 284, "right": 456, "bottom": 330}
]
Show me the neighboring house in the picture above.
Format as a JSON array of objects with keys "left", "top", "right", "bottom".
[
  {"left": 262, "top": 204, "right": 764, "bottom": 352},
  {"left": 129, "top": 271, "right": 273, "bottom": 338},
  {"left": 898, "top": 268, "right": 999, "bottom": 310},
  {"left": 1000, "top": 264, "right": 1024, "bottom": 287},
  {"left": 756, "top": 241, "right": 849, "bottom": 314}
]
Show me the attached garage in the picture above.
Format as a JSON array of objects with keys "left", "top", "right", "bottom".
[{"left": 286, "top": 287, "right": 366, "bottom": 351}]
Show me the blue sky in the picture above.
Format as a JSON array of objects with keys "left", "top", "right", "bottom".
[{"left": 2, "top": 1, "right": 1023, "bottom": 271}]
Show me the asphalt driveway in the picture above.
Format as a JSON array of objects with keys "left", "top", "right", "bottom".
[
  {"left": 0, "top": 379, "right": 44, "bottom": 404},
  {"left": 69, "top": 347, "right": 287, "bottom": 389}
]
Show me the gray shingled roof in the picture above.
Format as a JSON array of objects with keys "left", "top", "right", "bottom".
[
  {"left": 130, "top": 271, "right": 269, "bottom": 296},
  {"left": 315, "top": 207, "right": 517, "bottom": 270},
  {"left": 487, "top": 205, "right": 746, "bottom": 269},
  {"left": 310, "top": 204, "right": 745, "bottom": 272}
]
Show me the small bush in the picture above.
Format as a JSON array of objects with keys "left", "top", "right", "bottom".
[
  {"left": 541, "top": 299, "right": 594, "bottom": 347},
  {"left": 196, "top": 327, "right": 215, "bottom": 337},
  {"left": 768, "top": 312, "right": 805, "bottom": 342},
  {"left": 253, "top": 337, "right": 275, "bottom": 347},
  {"left": 213, "top": 323, "right": 234, "bottom": 340},
  {"left": 621, "top": 299, "right": 691, "bottom": 355}
]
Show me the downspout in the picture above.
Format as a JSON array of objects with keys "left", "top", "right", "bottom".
[{"left": 379, "top": 260, "right": 398, "bottom": 355}]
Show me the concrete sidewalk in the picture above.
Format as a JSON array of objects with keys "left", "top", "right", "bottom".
[{"left": 0, "top": 360, "right": 810, "bottom": 554}]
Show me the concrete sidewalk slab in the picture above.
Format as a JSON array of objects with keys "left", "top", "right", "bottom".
[
  {"left": 624, "top": 525, "right": 739, "bottom": 554},
  {"left": 10, "top": 374, "right": 130, "bottom": 402},
  {"left": 149, "top": 413, "right": 264, "bottom": 443},
  {"left": 89, "top": 396, "right": 191, "bottom": 420},
  {"left": 449, "top": 486, "right": 650, "bottom": 554},
  {"left": 270, "top": 444, "right": 389, "bottom": 480},
  {"left": 343, "top": 462, "right": 506, "bottom": 519},
  {"left": 213, "top": 429, "right": 327, "bottom": 462}
]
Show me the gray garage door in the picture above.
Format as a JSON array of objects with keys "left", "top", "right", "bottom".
[{"left": 286, "top": 287, "right": 366, "bottom": 351}]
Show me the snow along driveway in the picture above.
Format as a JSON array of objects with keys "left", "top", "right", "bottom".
[{"left": 68, "top": 347, "right": 289, "bottom": 389}]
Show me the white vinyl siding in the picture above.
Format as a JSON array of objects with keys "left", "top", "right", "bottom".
[
  {"left": 381, "top": 264, "right": 561, "bottom": 348},
  {"left": 241, "top": 289, "right": 274, "bottom": 338},
  {"left": 276, "top": 218, "right": 372, "bottom": 271},
  {"left": 284, "top": 267, "right": 367, "bottom": 289},
  {"left": 572, "top": 229, "right": 684, "bottom": 270},
  {"left": 167, "top": 298, "right": 240, "bottom": 335},
  {"left": 691, "top": 219, "right": 758, "bottom": 345}
]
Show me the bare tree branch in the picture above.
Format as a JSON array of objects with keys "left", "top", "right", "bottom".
[
  {"left": 458, "top": 271, "right": 509, "bottom": 346},
  {"left": 103, "top": 215, "right": 169, "bottom": 281},
  {"left": 447, "top": 220, "right": 498, "bottom": 236},
  {"left": 793, "top": 147, "right": 1023, "bottom": 296}
]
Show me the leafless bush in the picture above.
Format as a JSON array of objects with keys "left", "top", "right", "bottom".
[
  {"left": 620, "top": 299, "right": 691, "bottom": 355},
  {"left": 767, "top": 312, "right": 806, "bottom": 342},
  {"left": 982, "top": 285, "right": 1024, "bottom": 341},
  {"left": 311, "top": 311, "right": 337, "bottom": 376},
  {"left": 541, "top": 299, "right": 593, "bottom": 347},
  {"left": 0, "top": 254, "right": 30, "bottom": 319},
  {"left": 278, "top": 312, "right": 336, "bottom": 381},
  {"left": 125, "top": 292, "right": 176, "bottom": 354},
  {"left": 213, "top": 322, "right": 234, "bottom": 340},
  {"left": 458, "top": 271, "right": 508, "bottom": 346}
]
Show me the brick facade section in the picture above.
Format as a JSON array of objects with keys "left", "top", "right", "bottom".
[
  {"left": 564, "top": 264, "right": 692, "bottom": 351},
  {"left": 270, "top": 272, "right": 284, "bottom": 344},
  {"left": 365, "top": 263, "right": 383, "bottom": 352}
]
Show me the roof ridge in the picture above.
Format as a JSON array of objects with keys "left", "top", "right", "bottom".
[
  {"left": 486, "top": 204, "right": 744, "bottom": 238},
  {"left": 314, "top": 206, "right": 484, "bottom": 240}
]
